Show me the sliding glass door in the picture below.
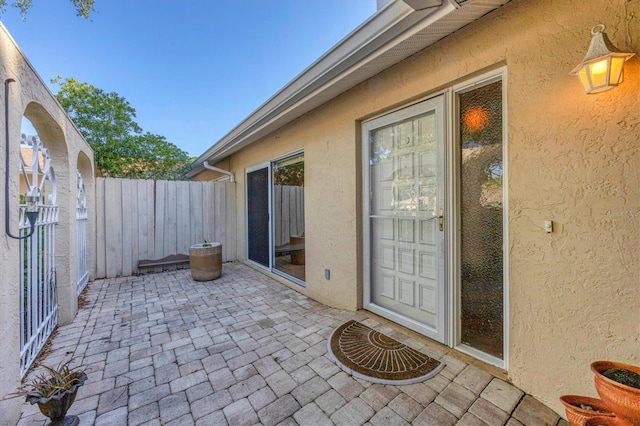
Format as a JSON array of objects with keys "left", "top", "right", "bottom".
[{"left": 246, "top": 153, "right": 305, "bottom": 284}]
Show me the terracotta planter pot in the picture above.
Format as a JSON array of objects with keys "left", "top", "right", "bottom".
[
  {"left": 583, "top": 415, "right": 632, "bottom": 426},
  {"left": 559, "top": 395, "right": 615, "bottom": 426},
  {"left": 189, "top": 243, "right": 222, "bottom": 281},
  {"left": 591, "top": 361, "right": 640, "bottom": 426}
]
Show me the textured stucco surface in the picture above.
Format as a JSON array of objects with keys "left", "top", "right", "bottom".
[
  {"left": 0, "top": 24, "right": 95, "bottom": 424},
  {"left": 194, "top": 0, "right": 639, "bottom": 416}
]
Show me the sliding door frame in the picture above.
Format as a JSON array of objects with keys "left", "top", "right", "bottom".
[{"left": 245, "top": 150, "right": 306, "bottom": 287}]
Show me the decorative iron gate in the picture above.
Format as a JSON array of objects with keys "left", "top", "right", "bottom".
[
  {"left": 76, "top": 170, "right": 88, "bottom": 294},
  {"left": 19, "top": 134, "right": 59, "bottom": 377}
]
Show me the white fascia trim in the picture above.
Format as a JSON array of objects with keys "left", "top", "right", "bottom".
[
  {"left": 201, "top": 2, "right": 459, "bottom": 164},
  {"left": 190, "top": 0, "right": 451, "bottom": 172}
]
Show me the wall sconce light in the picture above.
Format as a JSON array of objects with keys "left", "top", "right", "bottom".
[
  {"left": 570, "top": 24, "right": 635, "bottom": 94},
  {"left": 4, "top": 78, "right": 39, "bottom": 239}
]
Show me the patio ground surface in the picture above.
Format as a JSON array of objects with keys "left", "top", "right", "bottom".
[{"left": 17, "top": 262, "right": 567, "bottom": 426}]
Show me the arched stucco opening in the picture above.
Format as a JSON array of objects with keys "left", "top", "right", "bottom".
[
  {"left": 77, "top": 150, "right": 95, "bottom": 282},
  {"left": 22, "top": 102, "right": 76, "bottom": 325}
]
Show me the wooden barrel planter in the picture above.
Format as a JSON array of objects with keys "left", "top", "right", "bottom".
[{"left": 189, "top": 242, "right": 222, "bottom": 281}]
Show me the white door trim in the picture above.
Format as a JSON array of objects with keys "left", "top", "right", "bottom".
[{"left": 361, "top": 68, "right": 508, "bottom": 370}]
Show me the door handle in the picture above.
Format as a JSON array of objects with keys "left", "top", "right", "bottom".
[{"left": 428, "top": 208, "right": 444, "bottom": 231}]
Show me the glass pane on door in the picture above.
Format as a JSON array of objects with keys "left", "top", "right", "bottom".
[
  {"left": 459, "top": 80, "right": 504, "bottom": 359},
  {"left": 247, "top": 167, "right": 269, "bottom": 267},
  {"left": 272, "top": 154, "right": 305, "bottom": 282}
]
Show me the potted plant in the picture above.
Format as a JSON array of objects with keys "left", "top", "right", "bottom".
[
  {"left": 189, "top": 240, "right": 222, "bottom": 281},
  {"left": 15, "top": 361, "right": 88, "bottom": 426},
  {"left": 559, "top": 395, "right": 615, "bottom": 426},
  {"left": 591, "top": 361, "right": 640, "bottom": 425}
]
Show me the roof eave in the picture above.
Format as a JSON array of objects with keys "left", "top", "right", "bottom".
[{"left": 190, "top": 0, "right": 510, "bottom": 176}]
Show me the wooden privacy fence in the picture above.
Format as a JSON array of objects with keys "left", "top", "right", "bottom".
[{"left": 95, "top": 178, "right": 236, "bottom": 278}]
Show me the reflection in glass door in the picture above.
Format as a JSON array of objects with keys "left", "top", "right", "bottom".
[
  {"left": 272, "top": 154, "right": 305, "bottom": 283},
  {"left": 457, "top": 79, "right": 504, "bottom": 361}
]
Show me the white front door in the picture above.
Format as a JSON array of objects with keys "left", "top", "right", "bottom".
[{"left": 363, "top": 96, "right": 447, "bottom": 344}]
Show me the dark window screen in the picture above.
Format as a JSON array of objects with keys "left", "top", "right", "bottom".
[{"left": 247, "top": 168, "right": 269, "bottom": 267}]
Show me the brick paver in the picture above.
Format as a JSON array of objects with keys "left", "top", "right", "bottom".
[
  {"left": 17, "top": 263, "right": 563, "bottom": 425},
  {"left": 294, "top": 402, "right": 333, "bottom": 426},
  {"left": 330, "top": 397, "right": 374, "bottom": 425},
  {"left": 435, "top": 382, "right": 478, "bottom": 418}
]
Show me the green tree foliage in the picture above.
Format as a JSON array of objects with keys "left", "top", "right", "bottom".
[
  {"left": 53, "top": 77, "right": 191, "bottom": 180},
  {"left": 273, "top": 162, "right": 304, "bottom": 186},
  {"left": 0, "top": 0, "right": 95, "bottom": 19}
]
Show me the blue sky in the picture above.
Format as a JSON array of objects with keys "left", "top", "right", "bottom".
[{"left": 1, "top": 0, "right": 376, "bottom": 156}]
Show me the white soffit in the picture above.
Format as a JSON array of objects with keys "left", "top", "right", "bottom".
[{"left": 191, "top": 0, "right": 510, "bottom": 171}]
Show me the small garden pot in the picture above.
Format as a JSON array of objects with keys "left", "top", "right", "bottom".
[
  {"left": 559, "top": 395, "right": 615, "bottom": 426},
  {"left": 591, "top": 361, "right": 640, "bottom": 426},
  {"left": 189, "top": 242, "right": 222, "bottom": 281},
  {"left": 26, "top": 372, "right": 87, "bottom": 426},
  {"left": 583, "top": 415, "right": 631, "bottom": 426}
]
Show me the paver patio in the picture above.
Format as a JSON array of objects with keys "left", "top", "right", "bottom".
[{"left": 16, "top": 262, "right": 567, "bottom": 426}]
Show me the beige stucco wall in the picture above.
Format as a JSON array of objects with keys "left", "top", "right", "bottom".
[
  {"left": 194, "top": 0, "right": 638, "bottom": 415},
  {"left": 0, "top": 24, "right": 95, "bottom": 424}
]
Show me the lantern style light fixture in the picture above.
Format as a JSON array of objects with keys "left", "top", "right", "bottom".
[{"left": 571, "top": 24, "right": 635, "bottom": 94}]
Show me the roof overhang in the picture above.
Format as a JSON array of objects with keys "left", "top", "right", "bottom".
[{"left": 189, "top": 0, "right": 510, "bottom": 177}]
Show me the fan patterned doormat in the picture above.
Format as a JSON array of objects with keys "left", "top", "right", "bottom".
[{"left": 327, "top": 320, "right": 444, "bottom": 385}]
